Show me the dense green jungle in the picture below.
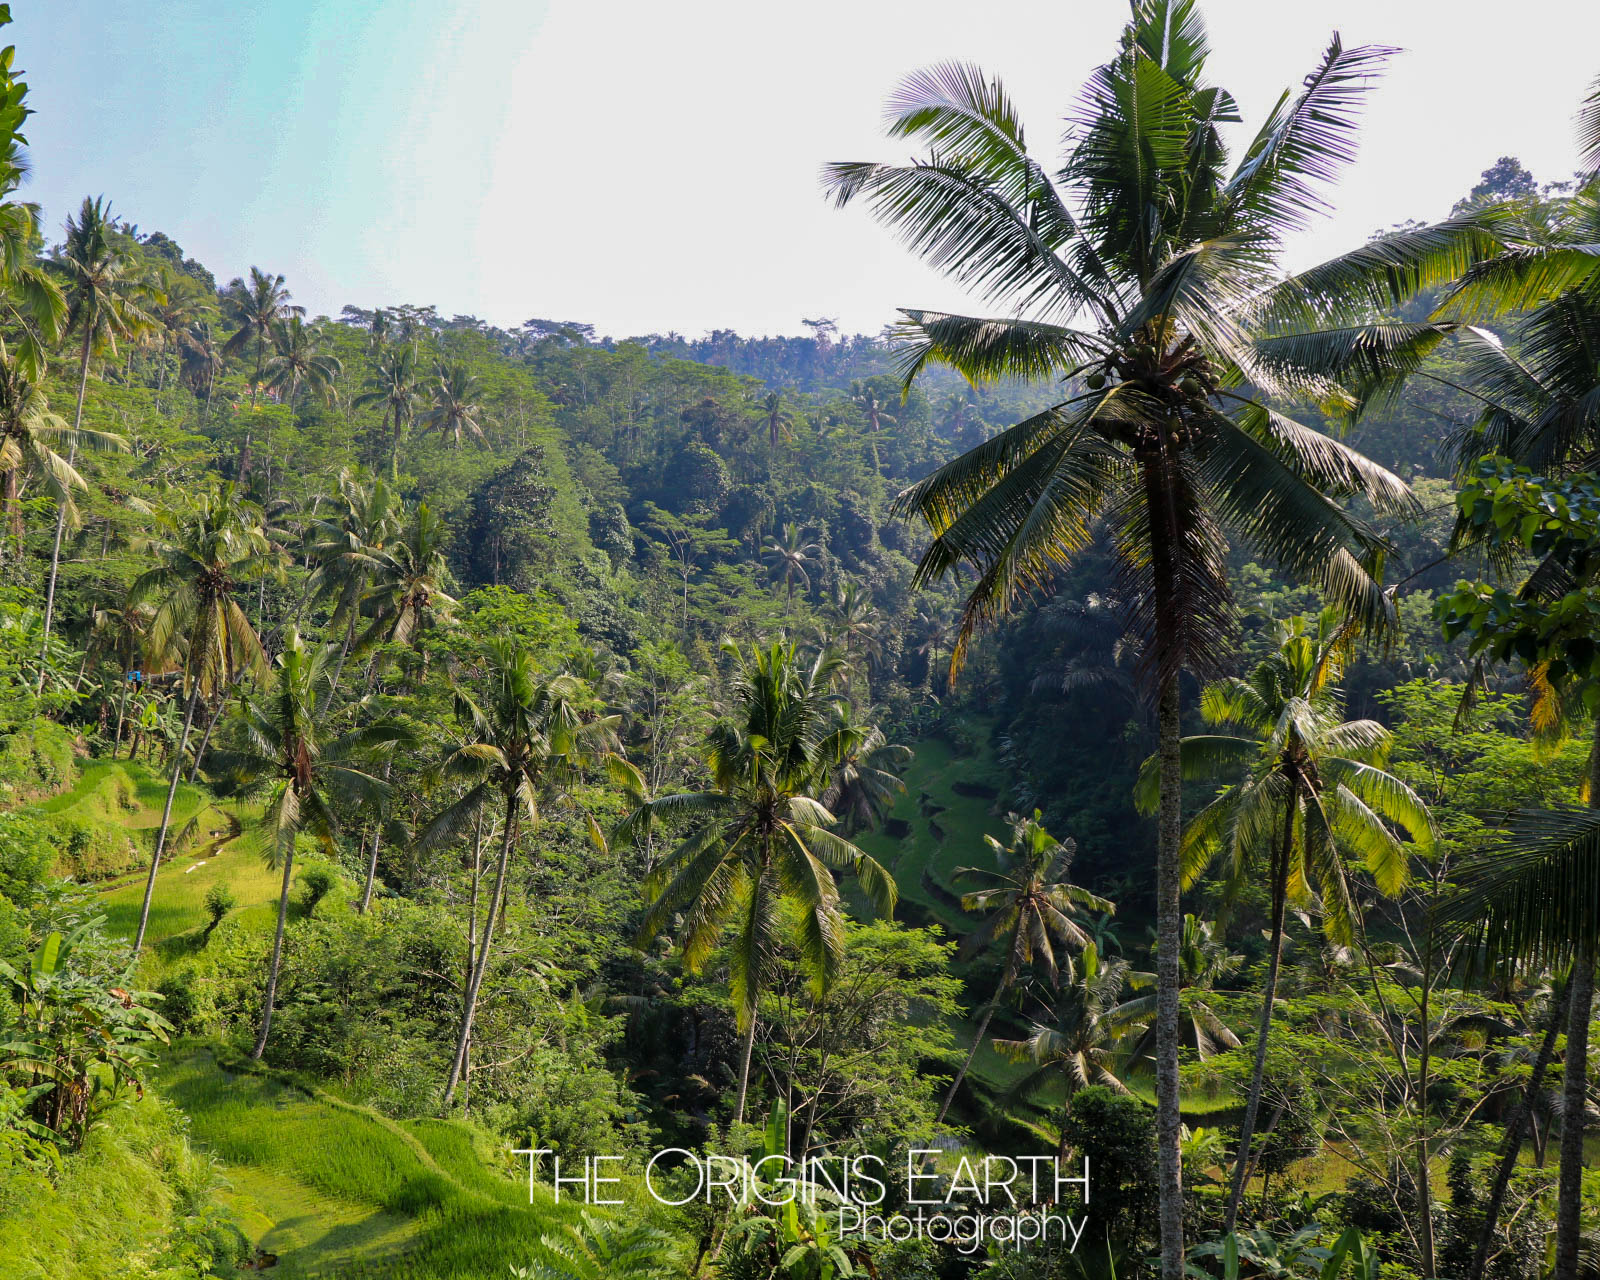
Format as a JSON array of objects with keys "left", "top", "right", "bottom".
[{"left": 5, "top": 3, "right": 1600, "bottom": 1278}]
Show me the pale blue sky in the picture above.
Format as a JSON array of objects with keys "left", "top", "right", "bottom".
[{"left": 18, "top": 1, "right": 1600, "bottom": 337}]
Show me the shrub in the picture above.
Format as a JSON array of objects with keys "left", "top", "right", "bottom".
[
  {"left": 203, "top": 882, "right": 236, "bottom": 936},
  {"left": 0, "top": 717, "right": 76, "bottom": 804},
  {"left": 0, "top": 811, "right": 55, "bottom": 908},
  {"left": 297, "top": 861, "right": 339, "bottom": 914}
]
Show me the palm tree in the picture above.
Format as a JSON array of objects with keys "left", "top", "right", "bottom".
[
  {"left": 1441, "top": 810, "right": 1600, "bottom": 1280},
  {"left": 216, "top": 628, "right": 408, "bottom": 1059},
  {"left": 419, "top": 361, "right": 487, "bottom": 449},
  {"left": 222, "top": 268, "right": 301, "bottom": 481},
  {"left": 416, "top": 640, "right": 641, "bottom": 1109},
  {"left": 762, "top": 523, "right": 820, "bottom": 605},
  {"left": 222, "top": 267, "right": 300, "bottom": 408},
  {"left": 349, "top": 500, "right": 456, "bottom": 913},
  {"left": 997, "top": 941, "right": 1145, "bottom": 1158},
  {"left": 824, "top": 11, "right": 1474, "bottom": 1264},
  {"left": 848, "top": 380, "right": 896, "bottom": 474},
  {"left": 146, "top": 264, "right": 211, "bottom": 416},
  {"left": 0, "top": 360, "right": 123, "bottom": 558},
  {"left": 262, "top": 316, "right": 341, "bottom": 413},
  {"left": 39, "top": 196, "right": 149, "bottom": 677},
  {"left": 128, "top": 483, "right": 274, "bottom": 951},
  {"left": 355, "top": 342, "right": 419, "bottom": 479},
  {"left": 758, "top": 390, "right": 794, "bottom": 448},
  {"left": 304, "top": 469, "right": 401, "bottom": 701},
  {"left": 354, "top": 499, "right": 457, "bottom": 663},
  {"left": 829, "top": 578, "right": 882, "bottom": 665},
  {"left": 619, "top": 639, "right": 897, "bottom": 1125},
  {"left": 818, "top": 704, "right": 911, "bottom": 835},
  {"left": 1113, "top": 913, "right": 1244, "bottom": 1067},
  {"left": 1136, "top": 610, "right": 1433, "bottom": 1229},
  {"left": 937, "top": 810, "right": 1111, "bottom": 1123}
]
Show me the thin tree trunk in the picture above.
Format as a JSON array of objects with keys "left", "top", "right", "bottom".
[
  {"left": 1471, "top": 981, "right": 1569, "bottom": 1280},
  {"left": 1224, "top": 804, "right": 1292, "bottom": 1231},
  {"left": 188, "top": 687, "right": 230, "bottom": 783},
  {"left": 251, "top": 838, "right": 297, "bottom": 1060},
  {"left": 358, "top": 758, "right": 394, "bottom": 912},
  {"left": 1417, "top": 921, "right": 1437, "bottom": 1278},
  {"left": 1154, "top": 672, "right": 1185, "bottom": 1280},
  {"left": 1556, "top": 725, "right": 1600, "bottom": 1280},
  {"left": 442, "top": 797, "right": 516, "bottom": 1108},
  {"left": 39, "top": 328, "right": 93, "bottom": 692},
  {"left": 325, "top": 608, "right": 358, "bottom": 708},
  {"left": 462, "top": 810, "right": 486, "bottom": 1116},
  {"left": 132, "top": 683, "right": 201, "bottom": 951},
  {"left": 113, "top": 673, "right": 131, "bottom": 755},
  {"left": 1555, "top": 942, "right": 1595, "bottom": 1280},
  {"left": 733, "top": 1013, "right": 758, "bottom": 1127},
  {"left": 936, "top": 988, "right": 1003, "bottom": 1125}
]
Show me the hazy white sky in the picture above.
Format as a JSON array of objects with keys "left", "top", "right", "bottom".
[{"left": 21, "top": 1, "right": 1600, "bottom": 337}]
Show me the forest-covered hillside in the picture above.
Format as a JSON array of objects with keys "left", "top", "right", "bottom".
[{"left": 6, "top": 3, "right": 1600, "bottom": 1279}]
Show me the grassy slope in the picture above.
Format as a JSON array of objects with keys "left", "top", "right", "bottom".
[
  {"left": 157, "top": 1047, "right": 576, "bottom": 1280},
  {"left": 53, "top": 769, "right": 573, "bottom": 1279}
]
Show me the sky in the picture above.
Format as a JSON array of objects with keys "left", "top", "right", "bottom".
[{"left": 18, "top": 1, "right": 1600, "bottom": 339}]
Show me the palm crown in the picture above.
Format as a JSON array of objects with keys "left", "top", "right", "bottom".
[
  {"left": 620, "top": 639, "right": 896, "bottom": 1123},
  {"left": 824, "top": 5, "right": 1513, "bottom": 679}
]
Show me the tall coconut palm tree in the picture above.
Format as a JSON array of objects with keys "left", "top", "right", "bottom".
[
  {"left": 349, "top": 500, "right": 456, "bottom": 913},
  {"left": 1136, "top": 610, "right": 1433, "bottom": 1229},
  {"left": 762, "top": 523, "right": 820, "bottom": 605},
  {"left": 848, "top": 380, "right": 896, "bottom": 474},
  {"left": 416, "top": 641, "right": 642, "bottom": 1109},
  {"left": 619, "top": 639, "right": 897, "bottom": 1125},
  {"left": 997, "top": 941, "right": 1146, "bottom": 1158},
  {"left": 129, "top": 483, "right": 274, "bottom": 951},
  {"left": 818, "top": 703, "right": 911, "bottom": 836},
  {"left": 354, "top": 499, "right": 457, "bottom": 662},
  {"left": 39, "top": 196, "right": 149, "bottom": 676},
  {"left": 1441, "top": 807, "right": 1600, "bottom": 1280},
  {"left": 304, "top": 469, "right": 401, "bottom": 701},
  {"left": 0, "top": 360, "right": 123, "bottom": 558},
  {"left": 1112, "top": 912, "right": 1243, "bottom": 1068},
  {"left": 824, "top": 8, "right": 1483, "bottom": 1264},
  {"left": 262, "top": 315, "right": 341, "bottom": 413},
  {"left": 758, "top": 390, "right": 794, "bottom": 448},
  {"left": 419, "top": 361, "right": 487, "bottom": 449},
  {"left": 829, "top": 578, "right": 883, "bottom": 665},
  {"left": 146, "top": 264, "right": 211, "bottom": 416},
  {"left": 355, "top": 343, "right": 419, "bottom": 479},
  {"left": 215, "top": 628, "right": 409, "bottom": 1059},
  {"left": 937, "top": 810, "right": 1111, "bottom": 1124},
  {"left": 222, "top": 267, "right": 299, "bottom": 409}
]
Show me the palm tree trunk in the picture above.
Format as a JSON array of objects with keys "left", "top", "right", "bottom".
[
  {"left": 2, "top": 466, "right": 19, "bottom": 557},
  {"left": 937, "top": 991, "right": 1003, "bottom": 1125},
  {"left": 1154, "top": 670, "right": 1186, "bottom": 1280},
  {"left": 462, "top": 810, "right": 485, "bottom": 1116},
  {"left": 132, "top": 682, "right": 201, "bottom": 952},
  {"left": 187, "top": 687, "right": 230, "bottom": 783},
  {"left": 358, "top": 758, "right": 394, "bottom": 912},
  {"left": 38, "top": 327, "right": 93, "bottom": 692},
  {"left": 251, "top": 837, "right": 297, "bottom": 1060},
  {"left": 1471, "top": 981, "right": 1569, "bottom": 1280},
  {"left": 1555, "top": 723, "right": 1600, "bottom": 1280},
  {"left": 1555, "top": 943, "right": 1595, "bottom": 1280},
  {"left": 733, "top": 1012, "right": 758, "bottom": 1127},
  {"left": 113, "top": 673, "right": 131, "bottom": 755},
  {"left": 326, "top": 608, "right": 358, "bottom": 707},
  {"left": 442, "top": 797, "right": 516, "bottom": 1108},
  {"left": 1224, "top": 805, "right": 1292, "bottom": 1231},
  {"left": 1416, "top": 921, "right": 1437, "bottom": 1277}
]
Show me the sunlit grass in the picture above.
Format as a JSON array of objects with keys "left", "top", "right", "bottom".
[{"left": 158, "top": 1046, "right": 581, "bottom": 1279}]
